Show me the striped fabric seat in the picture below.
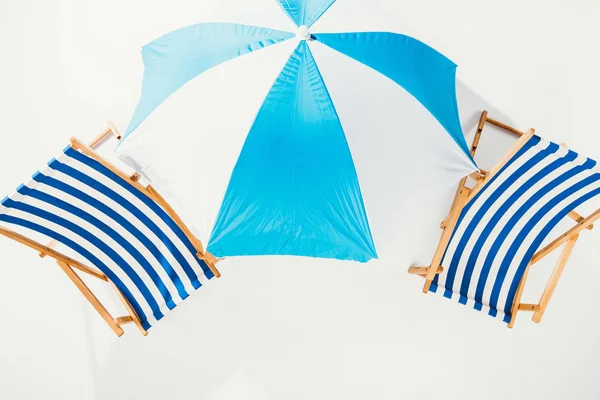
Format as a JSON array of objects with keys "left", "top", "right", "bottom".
[
  {"left": 0, "top": 145, "right": 215, "bottom": 330},
  {"left": 431, "top": 134, "right": 600, "bottom": 323}
]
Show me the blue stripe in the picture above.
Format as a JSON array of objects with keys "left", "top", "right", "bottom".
[
  {"left": 0, "top": 213, "right": 153, "bottom": 330},
  {"left": 500, "top": 178, "right": 600, "bottom": 321},
  {"left": 33, "top": 172, "right": 190, "bottom": 301},
  {"left": 3, "top": 197, "right": 164, "bottom": 321},
  {"left": 457, "top": 144, "right": 569, "bottom": 299},
  {"left": 443, "top": 140, "right": 558, "bottom": 295},
  {"left": 429, "top": 281, "right": 492, "bottom": 316},
  {"left": 456, "top": 136, "right": 542, "bottom": 227},
  {"left": 19, "top": 183, "right": 177, "bottom": 310},
  {"left": 63, "top": 148, "right": 214, "bottom": 279},
  {"left": 50, "top": 156, "right": 207, "bottom": 287},
  {"left": 477, "top": 159, "right": 596, "bottom": 311},
  {"left": 487, "top": 166, "right": 600, "bottom": 316},
  {"left": 433, "top": 136, "right": 542, "bottom": 291}
]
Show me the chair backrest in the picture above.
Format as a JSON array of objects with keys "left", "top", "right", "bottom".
[
  {"left": 432, "top": 134, "right": 600, "bottom": 323},
  {"left": 0, "top": 142, "right": 215, "bottom": 330}
]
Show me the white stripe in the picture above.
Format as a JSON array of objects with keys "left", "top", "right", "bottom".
[
  {"left": 436, "top": 140, "right": 553, "bottom": 291},
  {"left": 62, "top": 151, "right": 210, "bottom": 284},
  {"left": 434, "top": 137, "right": 600, "bottom": 321},
  {"left": 448, "top": 142, "right": 566, "bottom": 297},
  {"left": 454, "top": 146, "right": 580, "bottom": 302},
  {"left": 36, "top": 167, "right": 188, "bottom": 302},
  {"left": 56, "top": 153, "right": 210, "bottom": 285},
  {"left": 463, "top": 148, "right": 576, "bottom": 303},
  {"left": 27, "top": 179, "right": 181, "bottom": 311},
  {"left": 480, "top": 158, "right": 592, "bottom": 310},
  {"left": 12, "top": 190, "right": 168, "bottom": 317},
  {"left": 45, "top": 165, "right": 204, "bottom": 294},
  {"left": 495, "top": 177, "right": 600, "bottom": 313}
]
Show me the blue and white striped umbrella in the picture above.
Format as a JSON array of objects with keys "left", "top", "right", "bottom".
[{"left": 117, "top": 0, "right": 478, "bottom": 263}]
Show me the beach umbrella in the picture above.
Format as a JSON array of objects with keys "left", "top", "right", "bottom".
[{"left": 116, "top": 0, "right": 478, "bottom": 263}]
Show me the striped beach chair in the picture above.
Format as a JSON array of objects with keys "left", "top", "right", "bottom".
[
  {"left": 0, "top": 127, "right": 221, "bottom": 336},
  {"left": 409, "top": 112, "right": 600, "bottom": 327}
]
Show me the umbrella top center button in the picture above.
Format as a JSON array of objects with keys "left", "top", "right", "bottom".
[{"left": 297, "top": 25, "right": 311, "bottom": 40}]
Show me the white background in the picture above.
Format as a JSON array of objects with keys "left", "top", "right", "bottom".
[{"left": 1, "top": 1, "right": 600, "bottom": 399}]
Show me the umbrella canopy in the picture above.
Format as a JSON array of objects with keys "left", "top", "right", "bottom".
[{"left": 116, "top": 0, "right": 478, "bottom": 263}]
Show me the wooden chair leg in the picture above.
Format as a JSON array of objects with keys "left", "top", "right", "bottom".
[
  {"left": 507, "top": 265, "right": 532, "bottom": 329},
  {"left": 109, "top": 281, "right": 148, "bottom": 336},
  {"left": 568, "top": 211, "right": 594, "bottom": 230},
  {"left": 58, "top": 259, "right": 148, "bottom": 336},
  {"left": 531, "top": 209, "right": 600, "bottom": 265},
  {"left": 426, "top": 111, "right": 488, "bottom": 288},
  {"left": 440, "top": 111, "right": 488, "bottom": 230},
  {"left": 532, "top": 234, "right": 579, "bottom": 323},
  {"left": 56, "top": 261, "right": 124, "bottom": 337},
  {"left": 422, "top": 186, "right": 471, "bottom": 293}
]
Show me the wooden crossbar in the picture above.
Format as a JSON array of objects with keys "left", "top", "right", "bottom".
[
  {"left": 115, "top": 316, "right": 134, "bottom": 326},
  {"left": 518, "top": 304, "right": 541, "bottom": 312},
  {"left": 531, "top": 209, "right": 600, "bottom": 266},
  {"left": 38, "top": 239, "right": 57, "bottom": 258},
  {"left": 56, "top": 260, "right": 124, "bottom": 336},
  {"left": 485, "top": 117, "right": 525, "bottom": 137},
  {"left": 533, "top": 234, "right": 579, "bottom": 323},
  {"left": 0, "top": 226, "right": 107, "bottom": 281},
  {"left": 409, "top": 266, "right": 443, "bottom": 277}
]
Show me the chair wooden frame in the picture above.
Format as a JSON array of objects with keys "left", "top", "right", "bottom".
[
  {"left": 0, "top": 125, "right": 221, "bottom": 336},
  {"left": 408, "top": 111, "right": 600, "bottom": 328}
]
